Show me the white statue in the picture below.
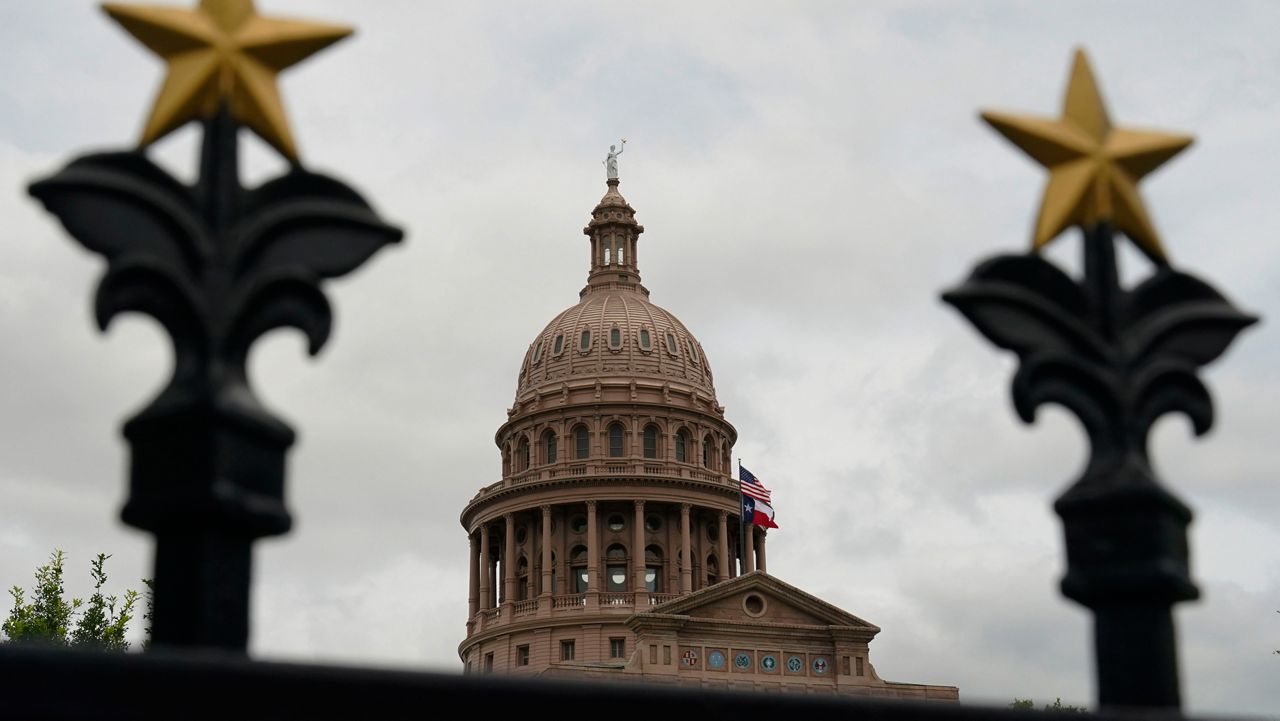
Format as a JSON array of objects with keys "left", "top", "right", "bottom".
[{"left": 604, "top": 138, "right": 626, "bottom": 179}]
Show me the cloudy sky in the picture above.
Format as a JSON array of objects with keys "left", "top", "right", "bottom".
[{"left": 2, "top": 0, "right": 1277, "bottom": 715}]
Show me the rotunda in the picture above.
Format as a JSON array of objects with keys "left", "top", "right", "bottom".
[
  {"left": 457, "top": 170, "right": 957, "bottom": 700},
  {"left": 459, "top": 175, "right": 760, "bottom": 670}
]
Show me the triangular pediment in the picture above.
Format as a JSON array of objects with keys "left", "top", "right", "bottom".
[{"left": 645, "top": 571, "right": 879, "bottom": 631}]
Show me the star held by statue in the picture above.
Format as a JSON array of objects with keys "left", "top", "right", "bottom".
[
  {"left": 102, "top": 0, "right": 352, "bottom": 160},
  {"left": 981, "top": 49, "right": 1193, "bottom": 263}
]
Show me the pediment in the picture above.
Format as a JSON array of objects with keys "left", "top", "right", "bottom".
[{"left": 646, "top": 571, "right": 880, "bottom": 631}]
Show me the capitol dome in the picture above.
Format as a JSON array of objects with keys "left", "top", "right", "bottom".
[
  {"left": 509, "top": 178, "right": 723, "bottom": 413},
  {"left": 460, "top": 174, "right": 745, "bottom": 673},
  {"left": 515, "top": 289, "right": 716, "bottom": 399},
  {"left": 453, "top": 169, "right": 958, "bottom": 703}
]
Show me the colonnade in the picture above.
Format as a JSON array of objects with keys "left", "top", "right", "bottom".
[{"left": 466, "top": 500, "right": 769, "bottom": 620}]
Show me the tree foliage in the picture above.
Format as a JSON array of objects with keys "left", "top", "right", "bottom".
[
  {"left": 2, "top": 550, "right": 143, "bottom": 651},
  {"left": 1010, "top": 698, "right": 1085, "bottom": 713}
]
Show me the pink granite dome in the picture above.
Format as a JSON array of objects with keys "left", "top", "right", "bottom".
[
  {"left": 515, "top": 289, "right": 716, "bottom": 399},
  {"left": 513, "top": 178, "right": 718, "bottom": 401}
]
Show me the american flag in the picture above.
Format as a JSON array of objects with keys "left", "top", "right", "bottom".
[{"left": 738, "top": 465, "right": 772, "bottom": 504}]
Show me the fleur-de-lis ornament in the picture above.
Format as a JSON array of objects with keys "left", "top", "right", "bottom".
[
  {"left": 943, "top": 50, "right": 1255, "bottom": 710},
  {"left": 29, "top": 0, "right": 402, "bottom": 651}
]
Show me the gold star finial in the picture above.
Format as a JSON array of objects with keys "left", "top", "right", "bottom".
[
  {"left": 102, "top": 0, "right": 352, "bottom": 160},
  {"left": 981, "top": 49, "right": 1193, "bottom": 262}
]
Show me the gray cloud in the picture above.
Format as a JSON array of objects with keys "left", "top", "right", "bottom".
[{"left": 1, "top": 0, "right": 1277, "bottom": 716}]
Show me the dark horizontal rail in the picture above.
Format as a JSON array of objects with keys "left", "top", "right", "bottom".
[{"left": 0, "top": 646, "right": 1237, "bottom": 721}]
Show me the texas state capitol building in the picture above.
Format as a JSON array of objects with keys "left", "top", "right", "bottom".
[{"left": 458, "top": 159, "right": 957, "bottom": 701}]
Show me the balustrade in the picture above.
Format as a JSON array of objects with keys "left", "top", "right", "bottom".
[
  {"left": 601, "top": 593, "right": 632, "bottom": 607},
  {"left": 552, "top": 594, "right": 586, "bottom": 609},
  {"left": 480, "top": 461, "right": 733, "bottom": 495}
]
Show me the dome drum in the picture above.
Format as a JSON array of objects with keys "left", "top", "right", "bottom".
[{"left": 460, "top": 494, "right": 749, "bottom": 657}]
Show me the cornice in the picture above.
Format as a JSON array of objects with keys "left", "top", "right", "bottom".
[
  {"left": 497, "top": 384, "right": 736, "bottom": 442},
  {"left": 461, "top": 474, "right": 739, "bottom": 530},
  {"left": 459, "top": 613, "right": 636, "bottom": 655}
]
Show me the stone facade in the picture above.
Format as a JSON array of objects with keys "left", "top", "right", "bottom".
[{"left": 458, "top": 177, "right": 957, "bottom": 702}]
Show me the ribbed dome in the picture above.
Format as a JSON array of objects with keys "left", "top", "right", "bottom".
[
  {"left": 515, "top": 289, "right": 716, "bottom": 399},
  {"left": 511, "top": 177, "right": 718, "bottom": 402}
]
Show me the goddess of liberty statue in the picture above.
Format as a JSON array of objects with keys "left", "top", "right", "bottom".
[{"left": 604, "top": 138, "right": 626, "bottom": 179}]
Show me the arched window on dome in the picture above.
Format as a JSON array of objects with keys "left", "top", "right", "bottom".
[
  {"left": 573, "top": 425, "right": 589, "bottom": 460},
  {"left": 580, "top": 329, "right": 591, "bottom": 351},
  {"left": 643, "top": 425, "right": 660, "bottom": 460},
  {"left": 617, "top": 238, "right": 625, "bottom": 264},
  {"left": 552, "top": 334, "right": 565, "bottom": 356},
  {"left": 687, "top": 339, "right": 699, "bottom": 363},
  {"left": 665, "top": 332, "right": 679, "bottom": 356},
  {"left": 570, "top": 545, "right": 588, "bottom": 594},
  {"left": 517, "top": 557, "right": 529, "bottom": 601},
  {"left": 702, "top": 436, "right": 712, "bottom": 469},
  {"left": 516, "top": 437, "right": 530, "bottom": 472},
  {"left": 542, "top": 430, "right": 558, "bottom": 465},
  {"left": 606, "top": 544, "right": 628, "bottom": 593},
  {"left": 609, "top": 325, "right": 622, "bottom": 350},
  {"left": 603, "top": 244, "right": 611, "bottom": 265},
  {"left": 644, "top": 546, "right": 663, "bottom": 594},
  {"left": 608, "top": 423, "right": 625, "bottom": 458},
  {"left": 675, "top": 429, "right": 690, "bottom": 463},
  {"left": 638, "top": 328, "right": 652, "bottom": 351},
  {"left": 532, "top": 340, "right": 544, "bottom": 364}
]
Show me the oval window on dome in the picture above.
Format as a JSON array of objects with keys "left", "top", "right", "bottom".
[
  {"left": 552, "top": 334, "right": 565, "bottom": 356},
  {"left": 609, "top": 326, "right": 622, "bottom": 350},
  {"left": 665, "top": 332, "right": 679, "bottom": 356},
  {"left": 532, "top": 340, "right": 544, "bottom": 364},
  {"left": 580, "top": 329, "right": 592, "bottom": 351},
  {"left": 687, "top": 339, "right": 699, "bottom": 363},
  {"left": 639, "top": 329, "right": 651, "bottom": 350}
]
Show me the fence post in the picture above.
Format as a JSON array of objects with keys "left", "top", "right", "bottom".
[
  {"left": 28, "top": 3, "right": 401, "bottom": 650},
  {"left": 942, "top": 50, "right": 1256, "bottom": 709}
]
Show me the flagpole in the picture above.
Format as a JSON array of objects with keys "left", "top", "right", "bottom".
[{"left": 738, "top": 457, "right": 749, "bottom": 576}]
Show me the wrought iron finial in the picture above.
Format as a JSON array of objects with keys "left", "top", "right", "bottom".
[
  {"left": 29, "top": 3, "right": 401, "bottom": 652},
  {"left": 980, "top": 48, "right": 1193, "bottom": 263},
  {"left": 102, "top": 0, "right": 352, "bottom": 160},
  {"left": 944, "top": 50, "right": 1256, "bottom": 710}
]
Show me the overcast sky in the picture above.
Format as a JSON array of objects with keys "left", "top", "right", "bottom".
[{"left": 2, "top": 0, "right": 1277, "bottom": 715}]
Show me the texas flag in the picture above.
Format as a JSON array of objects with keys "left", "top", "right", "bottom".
[{"left": 741, "top": 495, "right": 778, "bottom": 529}]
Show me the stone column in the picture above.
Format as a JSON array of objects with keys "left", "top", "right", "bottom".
[
  {"left": 586, "top": 500, "right": 600, "bottom": 605},
  {"left": 717, "top": 511, "right": 729, "bottom": 582},
  {"left": 479, "top": 524, "right": 491, "bottom": 610},
  {"left": 680, "top": 504, "right": 693, "bottom": 593},
  {"left": 744, "top": 525, "right": 756, "bottom": 573},
  {"left": 757, "top": 529, "right": 767, "bottom": 573},
  {"left": 540, "top": 505, "right": 553, "bottom": 597},
  {"left": 557, "top": 508, "right": 568, "bottom": 595},
  {"left": 631, "top": 417, "right": 640, "bottom": 461},
  {"left": 525, "top": 515, "right": 537, "bottom": 598},
  {"left": 468, "top": 531, "right": 480, "bottom": 619},
  {"left": 633, "top": 499, "right": 646, "bottom": 600},
  {"left": 503, "top": 513, "right": 516, "bottom": 605}
]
